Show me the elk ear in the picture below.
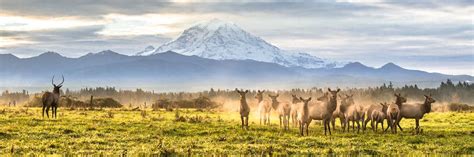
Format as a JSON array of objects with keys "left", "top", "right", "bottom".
[
  {"left": 350, "top": 94, "right": 353, "bottom": 97},
  {"left": 276, "top": 94, "right": 279, "bottom": 97},
  {"left": 245, "top": 90, "right": 249, "bottom": 93},
  {"left": 235, "top": 88, "right": 239, "bottom": 92},
  {"left": 328, "top": 88, "right": 332, "bottom": 92},
  {"left": 336, "top": 88, "right": 341, "bottom": 92},
  {"left": 380, "top": 103, "right": 384, "bottom": 106},
  {"left": 429, "top": 93, "right": 432, "bottom": 97},
  {"left": 292, "top": 94, "right": 296, "bottom": 97},
  {"left": 424, "top": 95, "right": 428, "bottom": 98},
  {"left": 308, "top": 97, "right": 312, "bottom": 101},
  {"left": 299, "top": 97, "right": 304, "bottom": 101}
]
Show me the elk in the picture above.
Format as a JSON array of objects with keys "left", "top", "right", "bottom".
[
  {"left": 385, "top": 93, "right": 407, "bottom": 132},
  {"left": 341, "top": 94, "right": 365, "bottom": 133},
  {"left": 330, "top": 100, "right": 345, "bottom": 131},
  {"left": 268, "top": 94, "right": 291, "bottom": 130},
  {"left": 386, "top": 102, "right": 400, "bottom": 133},
  {"left": 297, "top": 97, "right": 312, "bottom": 136},
  {"left": 370, "top": 102, "right": 388, "bottom": 132},
  {"left": 307, "top": 88, "right": 340, "bottom": 135},
  {"left": 255, "top": 90, "right": 271, "bottom": 125},
  {"left": 42, "top": 75, "right": 64, "bottom": 118},
  {"left": 290, "top": 94, "right": 302, "bottom": 127},
  {"left": 397, "top": 94, "right": 436, "bottom": 134},
  {"left": 235, "top": 88, "right": 250, "bottom": 129}
]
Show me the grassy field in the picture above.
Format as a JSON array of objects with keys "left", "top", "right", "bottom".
[{"left": 0, "top": 107, "right": 473, "bottom": 155}]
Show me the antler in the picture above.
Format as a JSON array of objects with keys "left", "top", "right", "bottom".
[
  {"left": 51, "top": 75, "right": 56, "bottom": 86},
  {"left": 58, "top": 75, "right": 64, "bottom": 86}
]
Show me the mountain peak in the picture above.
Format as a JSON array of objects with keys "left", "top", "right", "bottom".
[
  {"left": 138, "top": 19, "right": 342, "bottom": 69},
  {"left": 135, "top": 45, "right": 156, "bottom": 56},
  {"left": 380, "top": 62, "right": 403, "bottom": 70},
  {"left": 37, "top": 51, "right": 64, "bottom": 58},
  {"left": 192, "top": 18, "right": 240, "bottom": 32}
]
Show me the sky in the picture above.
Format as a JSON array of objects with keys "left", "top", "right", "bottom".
[{"left": 0, "top": 0, "right": 473, "bottom": 75}]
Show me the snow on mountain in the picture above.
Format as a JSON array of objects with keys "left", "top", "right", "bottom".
[
  {"left": 138, "top": 19, "right": 343, "bottom": 68},
  {"left": 135, "top": 45, "right": 156, "bottom": 56}
]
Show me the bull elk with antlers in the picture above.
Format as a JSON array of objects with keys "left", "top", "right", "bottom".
[{"left": 42, "top": 75, "right": 64, "bottom": 118}]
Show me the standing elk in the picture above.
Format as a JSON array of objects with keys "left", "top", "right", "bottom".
[
  {"left": 385, "top": 93, "right": 407, "bottom": 132},
  {"left": 397, "top": 94, "right": 436, "bottom": 134},
  {"left": 307, "top": 88, "right": 340, "bottom": 135},
  {"left": 235, "top": 88, "right": 250, "bottom": 129},
  {"left": 341, "top": 94, "right": 365, "bottom": 133},
  {"left": 268, "top": 94, "right": 291, "bottom": 130},
  {"left": 297, "top": 97, "right": 312, "bottom": 136},
  {"left": 42, "top": 75, "right": 64, "bottom": 118},
  {"left": 370, "top": 102, "right": 388, "bottom": 132},
  {"left": 255, "top": 90, "right": 271, "bottom": 125},
  {"left": 386, "top": 102, "right": 400, "bottom": 133},
  {"left": 290, "top": 94, "right": 302, "bottom": 128}
]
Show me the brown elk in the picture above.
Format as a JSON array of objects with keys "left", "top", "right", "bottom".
[
  {"left": 385, "top": 93, "right": 407, "bottom": 132},
  {"left": 235, "top": 88, "right": 250, "bottom": 129},
  {"left": 268, "top": 94, "right": 291, "bottom": 130},
  {"left": 308, "top": 88, "right": 340, "bottom": 135},
  {"left": 42, "top": 75, "right": 64, "bottom": 118}
]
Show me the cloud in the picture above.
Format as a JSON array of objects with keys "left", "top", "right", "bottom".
[{"left": 0, "top": 1, "right": 472, "bottom": 75}]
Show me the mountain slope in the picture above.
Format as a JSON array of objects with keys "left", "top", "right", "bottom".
[
  {"left": 0, "top": 51, "right": 472, "bottom": 91},
  {"left": 139, "top": 19, "right": 343, "bottom": 68}
]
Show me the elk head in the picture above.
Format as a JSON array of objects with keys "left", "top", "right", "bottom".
[
  {"left": 394, "top": 93, "right": 407, "bottom": 106},
  {"left": 424, "top": 94, "right": 436, "bottom": 103},
  {"left": 291, "top": 94, "right": 301, "bottom": 104},
  {"left": 255, "top": 90, "right": 265, "bottom": 102},
  {"left": 235, "top": 88, "right": 249, "bottom": 99},
  {"left": 52, "top": 75, "right": 64, "bottom": 94},
  {"left": 328, "top": 88, "right": 341, "bottom": 100}
]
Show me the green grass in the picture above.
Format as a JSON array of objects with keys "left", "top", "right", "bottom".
[{"left": 0, "top": 107, "right": 473, "bottom": 155}]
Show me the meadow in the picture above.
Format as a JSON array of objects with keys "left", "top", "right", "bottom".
[{"left": 0, "top": 107, "right": 473, "bottom": 155}]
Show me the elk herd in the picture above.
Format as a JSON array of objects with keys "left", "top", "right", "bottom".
[
  {"left": 38, "top": 75, "right": 437, "bottom": 136},
  {"left": 235, "top": 88, "right": 436, "bottom": 136}
]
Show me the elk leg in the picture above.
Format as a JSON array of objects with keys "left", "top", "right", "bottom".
[
  {"left": 327, "top": 120, "right": 332, "bottom": 135},
  {"left": 42, "top": 105, "right": 45, "bottom": 118},
  {"left": 241, "top": 116, "right": 244, "bottom": 129},
  {"left": 279, "top": 116, "right": 282, "bottom": 128},
  {"left": 356, "top": 121, "right": 360, "bottom": 133},
  {"left": 397, "top": 118, "right": 403, "bottom": 132},
  {"left": 364, "top": 117, "right": 370, "bottom": 131},
  {"left": 381, "top": 122, "right": 384, "bottom": 133},
  {"left": 331, "top": 118, "right": 335, "bottom": 131},
  {"left": 54, "top": 106, "right": 57, "bottom": 118},
  {"left": 305, "top": 123, "right": 309, "bottom": 136},
  {"left": 245, "top": 116, "right": 249, "bottom": 129},
  {"left": 324, "top": 120, "right": 327, "bottom": 136},
  {"left": 415, "top": 119, "right": 420, "bottom": 134},
  {"left": 45, "top": 106, "right": 50, "bottom": 118}
]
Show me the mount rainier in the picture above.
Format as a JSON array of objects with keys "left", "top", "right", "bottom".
[{"left": 137, "top": 19, "right": 343, "bottom": 69}]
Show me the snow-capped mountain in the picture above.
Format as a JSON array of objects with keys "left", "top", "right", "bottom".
[
  {"left": 138, "top": 19, "right": 343, "bottom": 68},
  {"left": 135, "top": 45, "right": 156, "bottom": 56}
]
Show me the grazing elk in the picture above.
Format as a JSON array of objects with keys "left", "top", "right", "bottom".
[
  {"left": 370, "top": 102, "right": 388, "bottom": 132},
  {"left": 290, "top": 94, "right": 302, "bottom": 127},
  {"left": 268, "top": 94, "right": 291, "bottom": 130},
  {"left": 235, "top": 89, "right": 250, "bottom": 129},
  {"left": 385, "top": 93, "right": 407, "bottom": 132},
  {"left": 341, "top": 94, "right": 365, "bottom": 133},
  {"left": 397, "top": 94, "right": 436, "bottom": 134},
  {"left": 297, "top": 97, "right": 312, "bottom": 136},
  {"left": 307, "top": 88, "right": 340, "bottom": 135},
  {"left": 42, "top": 75, "right": 64, "bottom": 118},
  {"left": 256, "top": 90, "right": 271, "bottom": 125}
]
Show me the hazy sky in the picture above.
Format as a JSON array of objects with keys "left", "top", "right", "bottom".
[{"left": 0, "top": 0, "right": 472, "bottom": 75}]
